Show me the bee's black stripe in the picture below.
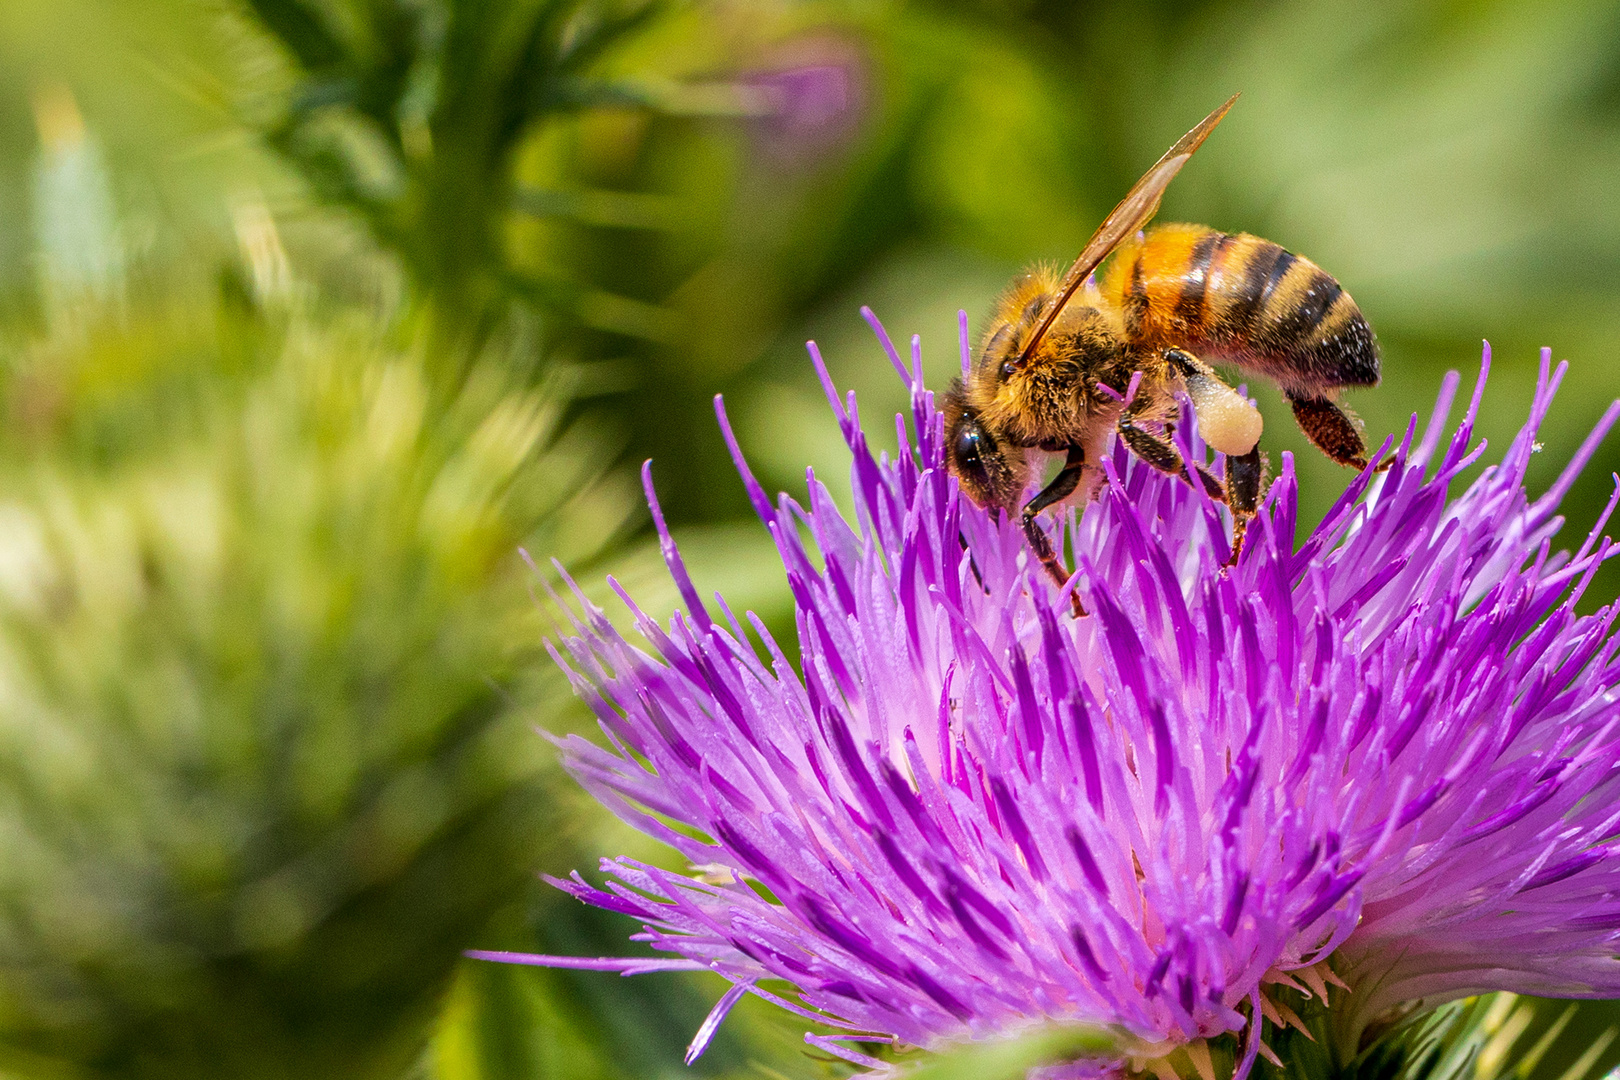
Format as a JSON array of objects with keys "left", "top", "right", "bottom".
[
  {"left": 1258, "top": 249, "right": 1298, "bottom": 309},
  {"left": 1224, "top": 242, "right": 1283, "bottom": 334},
  {"left": 1302, "top": 310, "right": 1380, "bottom": 387},
  {"left": 1175, "top": 231, "right": 1227, "bottom": 324},
  {"left": 1273, "top": 271, "right": 1343, "bottom": 342}
]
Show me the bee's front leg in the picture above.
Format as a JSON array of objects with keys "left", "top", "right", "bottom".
[{"left": 1021, "top": 445, "right": 1088, "bottom": 617}]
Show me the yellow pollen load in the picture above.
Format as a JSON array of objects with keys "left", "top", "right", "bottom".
[{"left": 1187, "top": 377, "right": 1264, "bottom": 456}]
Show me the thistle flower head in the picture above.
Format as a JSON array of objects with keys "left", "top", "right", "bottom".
[
  {"left": 481, "top": 312, "right": 1620, "bottom": 1077},
  {"left": 741, "top": 35, "right": 865, "bottom": 163}
]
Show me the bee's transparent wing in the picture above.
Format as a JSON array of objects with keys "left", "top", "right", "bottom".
[{"left": 1019, "top": 93, "right": 1239, "bottom": 363}]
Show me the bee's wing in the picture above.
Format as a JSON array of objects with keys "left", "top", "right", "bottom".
[{"left": 1019, "top": 93, "right": 1239, "bottom": 363}]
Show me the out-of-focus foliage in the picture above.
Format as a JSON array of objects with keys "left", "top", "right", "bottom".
[
  {"left": 1, "top": 0, "right": 1620, "bottom": 1079},
  {"left": 420, "top": 903, "right": 816, "bottom": 1080},
  {"left": 1251, "top": 985, "right": 1620, "bottom": 1080},
  {"left": 0, "top": 158, "right": 657, "bottom": 1073},
  {"left": 0, "top": 4, "right": 817, "bottom": 1077},
  {"left": 241, "top": 0, "right": 719, "bottom": 351},
  {"left": 885, "top": 1025, "right": 1112, "bottom": 1080}
]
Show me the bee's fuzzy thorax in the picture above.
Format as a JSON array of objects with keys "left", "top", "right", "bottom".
[{"left": 969, "top": 280, "right": 1131, "bottom": 450}]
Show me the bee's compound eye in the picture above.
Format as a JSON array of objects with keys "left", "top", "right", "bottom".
[
  {"left": 954, "top": 426, "right": 983, "bottom": 469},
  {"left": 952, "top": 424, "right": 993, "bottom": 493}
]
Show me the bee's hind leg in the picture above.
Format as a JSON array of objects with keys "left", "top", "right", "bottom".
[
  {"left": 1285, "top": 392, "right": 1379, "bottom": 471},
  {"left": 1224, "top": 446, "right": 1265, "bottom": 568},
  {"left": 1021, "top": 445, "right": 1088, "bottom": 617}
]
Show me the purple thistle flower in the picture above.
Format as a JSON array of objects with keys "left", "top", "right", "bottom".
[
  {"left": 740, "top": 35, "right": 865, "bottom": 165},
  {"left": 476, "top": 311, "right": 1620, "bottom": 1076}
]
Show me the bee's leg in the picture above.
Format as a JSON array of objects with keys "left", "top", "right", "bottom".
[
  {"left": 957, "top": 533, "right": 990, "bottom": 594},
  {"left": 1021, "top": 445, "right": 1088, "bottom": 617},
  {"left": 1285, "top": 392, "right": 1376, "bottom": 471},
  {"left": 1117, "top": 399, "right": 1226, "bottom": 501},
  {"left": 1224, "top": 446, "right": 1266, "bottom": 568},
  {"left": 1164, "top": 348, "right": 1264, "bottom": 460}
]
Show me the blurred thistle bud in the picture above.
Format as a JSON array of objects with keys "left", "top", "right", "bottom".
[
  {"left": 0, "top": 215, "right": 638, "bottom": 1076},
  {"left": 738, "top": 35, "right": 866, "bottom": 166}
]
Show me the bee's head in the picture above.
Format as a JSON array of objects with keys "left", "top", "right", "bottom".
[{"left": 942, "top": 380, "right": 1027, "bottom": 513}]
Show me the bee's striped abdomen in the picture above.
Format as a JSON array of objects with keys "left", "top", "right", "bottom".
[{"left": 1103, "top": 224, "right": 1379, "bottom": 394}]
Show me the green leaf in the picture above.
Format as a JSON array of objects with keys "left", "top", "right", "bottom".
[
  {"left": 900, "top": 1025, "right": 1115, "bottom": 1080},
  {"left": 243, "top": 0, "right": 348, "bottom": 72}
]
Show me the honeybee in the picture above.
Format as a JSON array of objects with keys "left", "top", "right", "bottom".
[{"left": 943, "top": 95, "right": 1379, "bottom": 615}]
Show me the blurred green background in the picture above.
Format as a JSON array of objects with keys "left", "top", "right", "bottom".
[{"left": 0, "top": 1, "right": 1617, "bottom": 1078}]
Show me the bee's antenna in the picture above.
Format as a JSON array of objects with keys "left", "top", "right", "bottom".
[{"left": 1018, "top": 93, "right": 1239, "bottom": 366}]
